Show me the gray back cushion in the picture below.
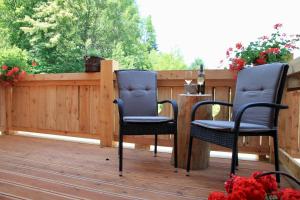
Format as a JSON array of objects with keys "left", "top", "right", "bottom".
[
  {"left": 232, "top": 63, "right": 285, "bottom": 127},
  {"left": 116, "top": 70, "right": 158, "bottom": 116}
]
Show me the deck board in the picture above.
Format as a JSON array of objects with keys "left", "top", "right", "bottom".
[{"left": 0, "top": 135, "right": 291, "bottom": 199}]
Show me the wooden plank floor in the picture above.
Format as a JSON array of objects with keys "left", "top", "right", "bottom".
[{"left": 0, "top": 135, "right": 290, "bottom": 200}]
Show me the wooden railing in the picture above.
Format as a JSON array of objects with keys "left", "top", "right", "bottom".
[
  {"left": 277, "top": 57, "right": 300, "bottom": 179},
  {"left": 278, "top": 57, "right": 300, "bottom": 159},
  {"left": 0, "top": 60, "right": 117, "bottom": 147},
  {"left": 0, "top": 59, "right": 299, "bottom": 161}
]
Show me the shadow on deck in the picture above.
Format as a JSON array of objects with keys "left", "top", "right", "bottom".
[{"left": 0, "top": 135, "right": 291, "bottom": 200}]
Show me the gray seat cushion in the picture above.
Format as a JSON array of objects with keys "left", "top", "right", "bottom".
[
  {"left": 115, "top": 70, "right": 158, "bottom": 116},
  {"left": 232, "top": 63, "right": 285, "bottom": 127},
  {"left": 192, "top": 120, "right": 270, "bottom": 132},
  {"left": 123, "top": 116, "right": 173, "bottom": 123}
]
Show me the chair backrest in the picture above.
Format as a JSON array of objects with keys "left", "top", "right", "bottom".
[
  {"left": 115, "top": 70, "right": 158, "bottom": 116},
  {"left": 232, "top": 63, "right": 289, "bottom": 127}
]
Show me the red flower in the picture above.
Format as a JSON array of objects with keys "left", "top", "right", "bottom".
[
  {"left": 208, "top": 192, "right": 228, "bottom": 200},
  {"left": 278, "top": 188, "right": 300, "bottom": 200},
  {"left": 19, "top": 70, "right": 26, "bottom": 79},
  {"left": 229, "top": 58, "right": 246, "bottom": 71},
  {"left": 285, "top": 44, "right": 296, "bottom": 49},
  {"left": 235, "top": 43, "right": 243, "bottom": 50},
  {"left": 32, "top": 60, "right": 38, "bottom": 67},
  {"left": 1, "top": 65, "right": 8, "bottom": 70},
  {"left": 230, "top": 177, "right": 266, "bottom": 200},
  {"left": 252, "top": 171, "right": 277, "bottom": 193},
  {"left": 6, "top": 70, "right": 14, "bottom": 77},
  {"left": 255, "top": 57, "right": 266, "bottom": 65},
  {"left": 212, "top": 172, "right": 299, "bottom": 200},
  {"left": 226, "top": 51, "right": 230, "bottom": 58},
  {"left": 274, "top": 23, "right": 282, "bottom": 29},
  {"left": 12, "top": 67, "right": 19, "bottom": 73},
  {"left": 227, "top": 190, "right": 247, "bottom": 200}
]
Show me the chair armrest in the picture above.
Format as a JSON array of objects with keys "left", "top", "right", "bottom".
[
  {"left": 233, "top": 102, "right": 288, "bottom": 132},
  {"left": 113, "top": 98, "right": 124, "bottom": 124},
  {"left": 191, "top": 100, "right": 233, "bottom": 121},
  {"left": 158, "top": 100, "right": 178, "bottom": 122}
]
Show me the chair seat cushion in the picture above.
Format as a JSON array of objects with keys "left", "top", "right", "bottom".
[
  {"left": 123, "top": 116, "right": 173, "bottom": 123},
  {"left": 192, "top": 120, "right": 270, "bottom": 132}
]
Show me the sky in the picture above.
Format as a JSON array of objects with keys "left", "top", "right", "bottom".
[{"left": 136, "top": 0, "right": 300, "bottom": 68}]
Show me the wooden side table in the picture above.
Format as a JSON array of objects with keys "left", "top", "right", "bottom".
[{"left": 177, "top": 94, "right": 212, "bottom": 170}]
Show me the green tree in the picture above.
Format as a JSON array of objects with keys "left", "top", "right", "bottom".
[
  {"left": 141, "top": 16, "right": 157, "bottom": 52},
  {"left": 0, "top": 27, "right": 9, "bottom": 48},
  {"left": 0, "top": 0, "right": 157, "bottom": 72},
  {"left": 149, "top": 49, "right": 187, "bottom": 70},
  {"left": 21, "top": 1, "right": 84, "bottom": 73},
  {"left": 189, "top": 57, "right": 204, "bottom": 69},
  {"left": 0, "top": 0, "right": 48, "bottom": 49}
]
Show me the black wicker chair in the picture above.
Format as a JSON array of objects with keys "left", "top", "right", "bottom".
[
  {"left": 114, "top": 70, "right": 178, "bottom": 176},
  {"left": 186, "top": 63, "right": 289, "bottom": 183}
]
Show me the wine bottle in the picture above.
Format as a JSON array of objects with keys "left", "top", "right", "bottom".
[{"left": 197, "top": 64, "right": 205, "bottom": 94}]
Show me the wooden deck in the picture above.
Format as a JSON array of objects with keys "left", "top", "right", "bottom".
[{"left": 0, "top": 135, "right": 290, "bottom": 200}]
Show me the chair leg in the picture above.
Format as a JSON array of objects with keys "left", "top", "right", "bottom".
[
  {"left": 236, "top": 149, "right": 239, "bottom": 167},
  {"left": 186, "top": 135, "right": 193, "bottom": 176},
  {"left": 273, "top": 133, "right": 280, "bottom": 183},
  {"left": 174, "top": 131, "right": 178, "bottom": 172},
  {"left": 154, "top": 134, "right": 158, "bottom": 157},
  {"left": 230, "top": 135, "right": 238, "bottom": 176},
  {"left": 119, "top": 133, "right": 123, "bottom": 176}
]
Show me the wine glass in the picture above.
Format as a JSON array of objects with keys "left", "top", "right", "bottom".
[
  {"left": 184, "top": 71, "right": 193, "bottom": 85},
  {"left": 184, "top": 71, "right": 193, "bottom": 95}
]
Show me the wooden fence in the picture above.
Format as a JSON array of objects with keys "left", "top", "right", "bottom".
[
  {"left": 0, "top": 60, "right": 117, "bottom": 147},
  {"left": 1, "top": 59, "right": 300, "bottom": 160},
  {"left": 277, "top": 58, "right": 300, "bottom": 179}
]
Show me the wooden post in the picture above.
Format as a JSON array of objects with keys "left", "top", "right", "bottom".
[
  {"left": 3, "top": 86, "right": 13, "bottom": 135},
  {"left": 99, "top": 60, "right": 118, "bottom": 147}
]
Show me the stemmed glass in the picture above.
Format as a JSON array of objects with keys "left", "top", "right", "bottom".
[
  {"left": 184, "top": 71, "right": 193, "bottom": 85},
  {"left": 184, "top": 71, "right": 193, "bottom": 94}
]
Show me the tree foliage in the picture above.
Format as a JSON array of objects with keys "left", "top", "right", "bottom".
[
  {"left": 189, "top": 57, "right": 204, "bottom": 69},
  {"left": 149, "top": 49, "right": 187, "bottom": 70},
  {"left": 0, "top": 0, "right": 188, "bottom": 73},
  {"left": 0, "top": 0, "right": 48, "bottom": 50}
]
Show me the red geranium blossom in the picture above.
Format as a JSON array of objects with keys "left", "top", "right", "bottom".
[
  {"left": 208, "top": 192, "right": 228, "bottom": 200},
  {"left": 229, "top": 58, "right": 246, "bottom": 71},
  {"left": 274, "top": 23, "right": 282, "bottom": 29},
  {"left": 0, "top": 65, "right": 27, "bottom": 86},
  {"left": 277, "top": 188, "right": 300, "bottom": 200},
  {"left": 235, "top": 43, "right": 243, "bottom": 50},
  {"left": 209, "top": 172, "right": 300, "bottom": 200},
  {"left": 230, "top": 177, "right": 266, "bottom": 200},
  {"left": 223, "top": 23, "right": 299, "bottom": 72},
  {"left": 2, "top": 65, "right": 8, "bottom": 70},
  {"left": 252, "top": 171, "right": 278, "bottom": 193}
]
